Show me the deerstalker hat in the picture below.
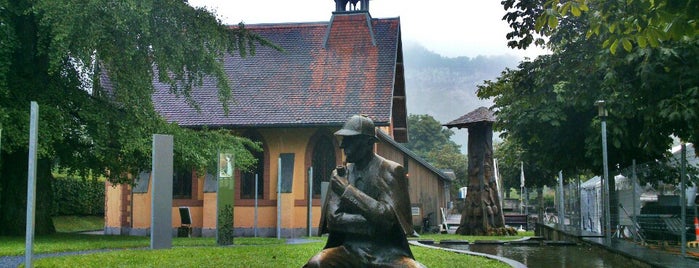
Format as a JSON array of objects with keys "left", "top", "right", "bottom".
[{"left": 334, "top": 115, "right": 377, "bottom": 138}]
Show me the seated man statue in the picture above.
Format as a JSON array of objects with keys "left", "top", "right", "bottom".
[{"left": 304, "top": 115, "right": 425, "bottom": 267}]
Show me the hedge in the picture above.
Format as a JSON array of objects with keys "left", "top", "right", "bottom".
[{"left": 52, "top": 176, "right": 105, "bottom": 216}]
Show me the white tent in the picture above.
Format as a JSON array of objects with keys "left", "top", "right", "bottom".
[
  {"left": 579, "top": 175, "right": 643, "bottom": 233},
  {"left": 580, "top": 176, "right": 602, "bottom": 233}
]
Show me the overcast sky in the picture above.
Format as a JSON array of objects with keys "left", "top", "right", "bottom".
[{"left": 188, "top": 0, "right": 546, "bottom": 59}]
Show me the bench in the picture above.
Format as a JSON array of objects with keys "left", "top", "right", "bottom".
[{"left": 504, "top": 214, "right": 528, "bottom": 230}]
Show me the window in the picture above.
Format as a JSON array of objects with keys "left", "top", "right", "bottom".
[
  {"left": 173, "top": 170, "right": 192, "bottom": 199},
  {"left": 241, "top": 133, "right": 264, "bottom": 199},
  {"left": 312, "top": 135, "right": 336, "bottom": 197}
]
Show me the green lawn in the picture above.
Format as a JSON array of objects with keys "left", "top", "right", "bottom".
[
  {"left": 1, "top": 233, "right": 517, "bottom": 267},
  {"left": 2, "top": 233, "right": 522, "bottom": 268},
  {"left": 53, "top": 215, "right": 105, "bottom": 233},
  {"left": 23, "top": 239, "right": 505, "bottom": 268},
  {"left": 0, "top": 216, "right": 520, "bottom": 267}
]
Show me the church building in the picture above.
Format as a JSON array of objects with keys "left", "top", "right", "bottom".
[{"left": 104, "top": 0, "right": 452, "bottom": 237}]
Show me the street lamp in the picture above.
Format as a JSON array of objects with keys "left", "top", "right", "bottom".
[{"left": 596, "top": 100, "right": 612, "bottom": 244}]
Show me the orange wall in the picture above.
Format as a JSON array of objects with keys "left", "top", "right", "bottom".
[
  {"left": 104, "top": 126, "right": 444, "bottom": 234},
  {"left": 203, "top": 193, "right": 216, "bottom": 228},
  {"left": 131, "top": 181, "right": 152, "bottom": 229},
  {"left": 105, "top": 182, "right": 124, "bottom": 228}
]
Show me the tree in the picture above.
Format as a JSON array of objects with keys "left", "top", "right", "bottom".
[
  {"left": 484, "top": 0, "right": 699, "bottom": 191},
  {"left": 503, "top": 0, "right": 698, "bottom": 53},
  {"left": 404, "top": 114, "right": 467, "bottom": 195},
  {"left": 491, "top": 2, "right": 698, "bottom": 233},
  {"left": 0, "top": 0, "right": 275, "bottom": 236},
  {"left": 493, "top": 140, "right": 522, "bottom": 196}
]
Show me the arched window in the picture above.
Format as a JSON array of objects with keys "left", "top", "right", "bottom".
[
  {"left": 241, "top": 132, "right": 264, "bottom": 199},
  {"left": 312, "top": 135, "right": 336, "bottom": 198}
]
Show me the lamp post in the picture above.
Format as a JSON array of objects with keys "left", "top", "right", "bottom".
[{"left": 596, "top": 100, "right": 612, "bottom": 244}]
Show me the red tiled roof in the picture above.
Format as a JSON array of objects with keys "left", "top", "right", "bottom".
[{"left": 152, "top": 12, "right": 404, "bottom": 129}]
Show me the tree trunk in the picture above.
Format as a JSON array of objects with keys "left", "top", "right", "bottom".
[
  {"left": 456, "top": 123, "right": 506, "bottom": 235},
  {"left": 0, "top": 150, "right": 55, "bottom": 236}
]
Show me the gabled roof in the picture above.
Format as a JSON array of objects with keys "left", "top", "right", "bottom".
[
  {"left": 443, "top": 106, "right": 495, "bottom": 129},
  {"left": 152, "top": 12, "right": 407, "bottom": 140},
  {"left": 377, "top": 130, "right": 452, "bottom": 182}
]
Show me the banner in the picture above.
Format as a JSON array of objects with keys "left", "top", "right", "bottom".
[{"left": 217, "top": 152, "right": 235, "bottom": 245}]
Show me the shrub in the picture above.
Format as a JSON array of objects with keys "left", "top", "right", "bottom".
[{"left": 52, "top": 176, "right": 105, "bottom": 216}]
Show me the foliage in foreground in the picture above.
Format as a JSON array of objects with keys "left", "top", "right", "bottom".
[{"left": 1, "top": 0, "right": 274, "bottom": 236}]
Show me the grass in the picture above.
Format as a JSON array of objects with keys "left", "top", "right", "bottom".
[
  {"left": 1, "top": 217, "right": 525, "bottom": 267},
  {"left": 19, "top": 236, "right": 506, "bottom": 268},
  {"left": 35, "top": 243, "right": 322, "bottom": 267},
  {"left": 53, "top": 216, "right": 105, "bottom": 233},
  {"left": 0, "top": 233, "right": 221, "bottom": 256},
  {"left": 0, "top": 233, "right": 525, "bottom": 268}
]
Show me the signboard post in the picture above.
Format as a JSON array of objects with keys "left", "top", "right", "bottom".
[
  {"left": 151, "top": 134, "right": 173, "bottom": 249},
  {"left": 25, "top": 102, "right": 39, "bottom": 268},
  {"left": 217, "top": 152, "right": 235, "bottom": 245}
]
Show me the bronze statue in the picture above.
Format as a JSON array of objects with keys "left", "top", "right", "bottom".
[{"left": 304, "top": 115, "right": 425, "bottom": 267}]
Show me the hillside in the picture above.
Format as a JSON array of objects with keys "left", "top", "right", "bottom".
[{"left": 403, "top": 43, "right": 521, "bottom": 152}]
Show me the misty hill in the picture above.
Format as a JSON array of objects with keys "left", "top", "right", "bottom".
[{"left": 402, "top": 43, "right": 521, "bottom": 152}]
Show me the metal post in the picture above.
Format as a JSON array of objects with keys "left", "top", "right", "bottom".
[
  {"left": 524, "top": 187, "right": 529, "bottom": 216},
  {"left": 558, "top": 171, "right": 566, "bottom": 226},
  {"left": 308, "top": 167, "right": 313, "bottom": 237},
  {"left": 25, "top": 102, "right": 39, "bottom": 268},
  {"left": 681, "top": 144, "right": 687, "bottom": 256},
  {"left": 577, "top": 176, "right": 583, "bottom": 230},
  {"left": 601, "top": 117, "right": 611, "bottom": 244},
  {"left": 632, "top": 160, "right": 638, "bottom": 242},
  {"left": 254, "top": 174, "right": 258, "bottom": 237},
  {"left": 520, "top": 186, "right": 524, "bottom": 214},
  {"left": 151, "top": 134, "right": 173, "bottom": 249},
  {"left": 597, "top": 100, "right": 611, "bottom": 244},
  {"left": 520, "top": 161, "right": 525, "bottom": 214},
  {"left": 277, "top": 157, "right": 282, "bottom": 239}
]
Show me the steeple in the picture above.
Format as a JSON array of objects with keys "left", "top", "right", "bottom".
[{"left": 335, "top": 0, "right": 370, "bottom": 12}]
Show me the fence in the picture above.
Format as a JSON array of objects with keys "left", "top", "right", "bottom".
[{"left": 525, "top": 149, "right": 699, "bottom": 245}]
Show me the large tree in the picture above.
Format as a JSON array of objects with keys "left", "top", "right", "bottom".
[
  {"left": 0, "top": 0, "right": 276, "bottom": 236},
  {"left": 503, "top": 0, "right": 698, "bottom": 53},
  {"left": 483, "top": 0, "right": 698, "bottom": 191},
  {"left": 403, "top": 114, "right": 467, "bottom": 196}
]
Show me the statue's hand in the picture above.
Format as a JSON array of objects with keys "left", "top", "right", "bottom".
[{"left": 331, "top": 174, "right": 349, "bottom": 195}]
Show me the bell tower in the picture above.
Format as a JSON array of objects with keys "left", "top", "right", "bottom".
[
  {"left": 325, "top": 0, "right": 375, "bottom": 48},
  {"left": 334, "top": 0, "right": 370, "bottom": 12}
]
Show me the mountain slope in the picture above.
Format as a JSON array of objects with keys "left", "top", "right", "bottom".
[{"left": 403, "top": 43, "right": 520, "bottom": 152}]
